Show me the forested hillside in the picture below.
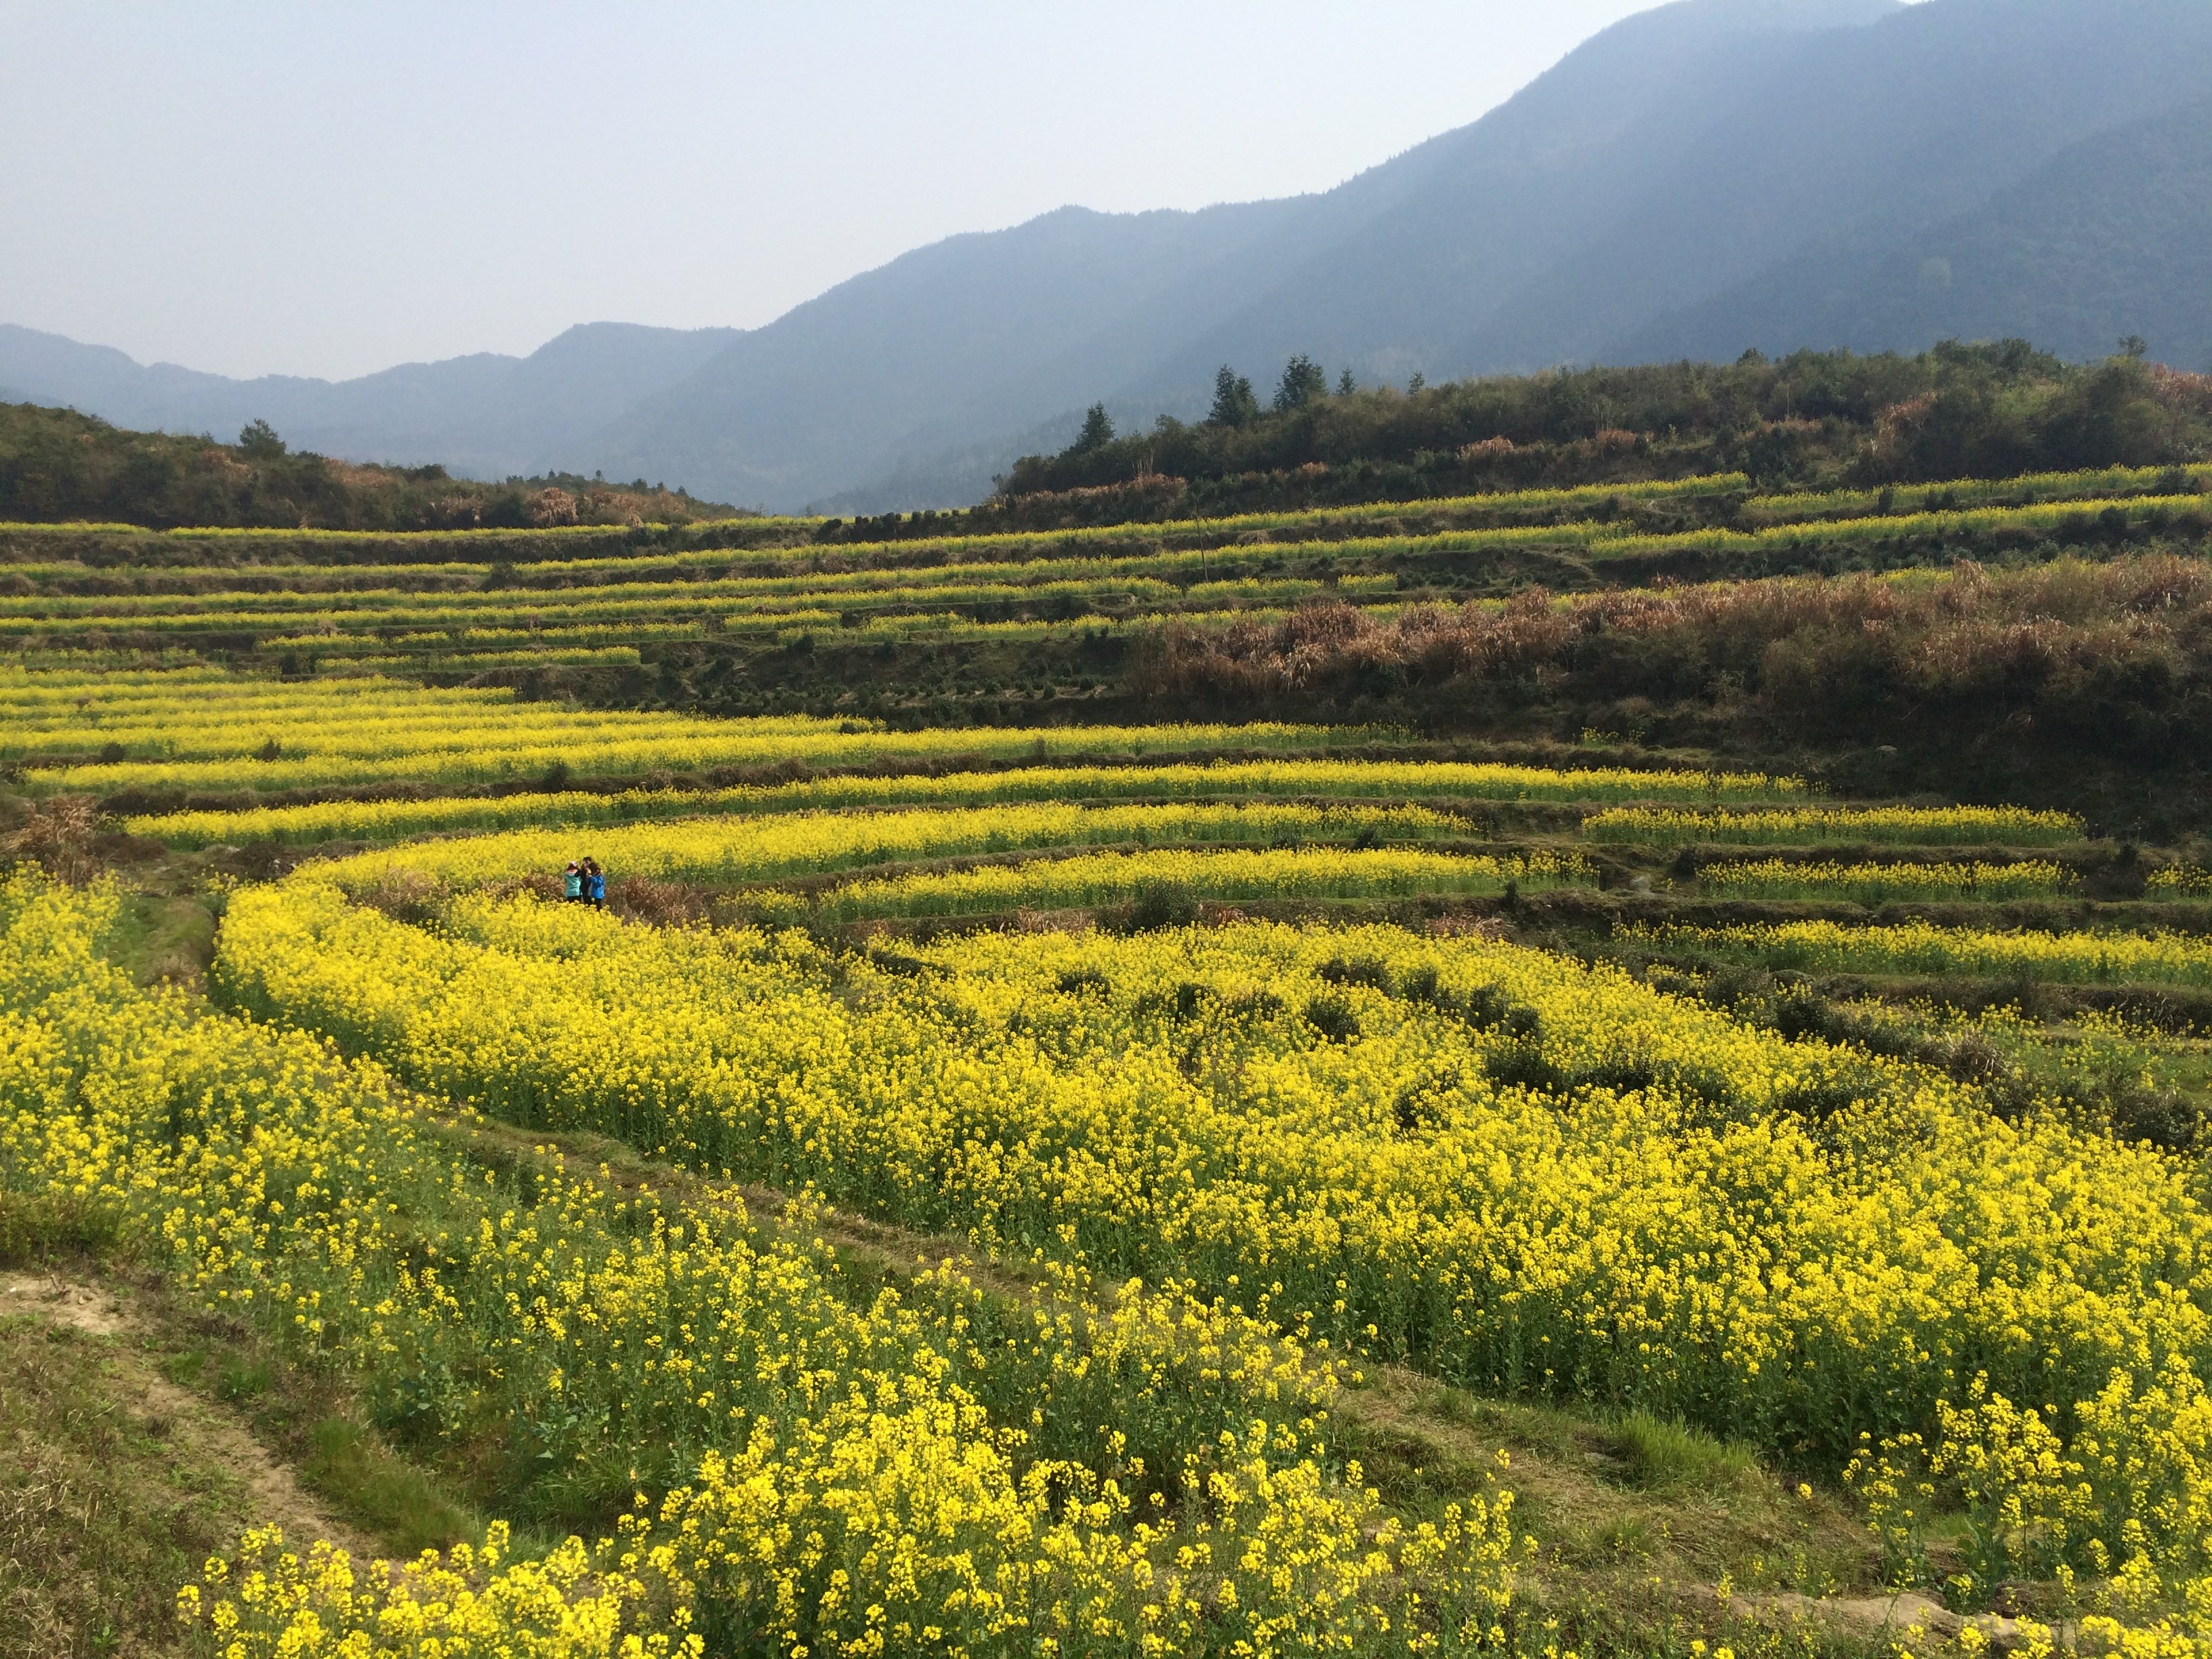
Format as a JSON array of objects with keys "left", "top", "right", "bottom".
[
  {"left": 0, "top": 402, "right": 735, "bottom": 530},
  {"left": 994, "top": 342, "right": 2212, "bottom": 518}
]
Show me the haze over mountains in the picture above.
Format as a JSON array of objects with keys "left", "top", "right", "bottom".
[
  {"left": 0, "top": 321, "right": 742, "bottom": 491},
  {"left": 7, "top": 0, "right": 2210, "bottom": 514}
]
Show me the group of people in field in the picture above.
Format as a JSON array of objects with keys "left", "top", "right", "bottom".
[{"left": 562, "top": 858, "right": 607, "bottom": 907}]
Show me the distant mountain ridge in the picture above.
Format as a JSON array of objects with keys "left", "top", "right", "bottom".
[
  {"left": 7, "top": 0, "right": 2211, "bottom": 512},
  {"left": 1621, "top": 89, "right": 2212, "bottom": 365},
  {"left": 0, "top": 321, "right": 742, "bottom": 489}
]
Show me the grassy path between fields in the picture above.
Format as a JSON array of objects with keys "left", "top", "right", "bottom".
[{"left": 0, "top": 1266, "right": 481, "bottom": 1657}]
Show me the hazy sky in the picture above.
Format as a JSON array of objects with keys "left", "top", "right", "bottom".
[{"left": 1, "top": 1, "right": 1662, "bottom": 382}]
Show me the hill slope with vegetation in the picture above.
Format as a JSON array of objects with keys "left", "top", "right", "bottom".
[
  {"left": 0, "top": 317, "right": 743, "bottom": 485},
  {"left": 993, "top": 341, "right": 2212, "bottom": 518},
  {"left": 0, "top": 401, "right": 739, "bottom": 531}
]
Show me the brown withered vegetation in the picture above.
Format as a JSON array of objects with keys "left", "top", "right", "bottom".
[
  {"left": 1, "top": 796, "right": 103, "bottom": 886},
  {"left": 609, "top": 875, "right": 708, "bottom": 927},
  {"left": 1141, "top": 555, "right": 2212, "bottom": 776}
]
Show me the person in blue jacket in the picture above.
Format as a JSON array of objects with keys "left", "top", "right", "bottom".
[
  {"left": 563, "top": 861, "right": 584, "bottom": 903},
  {"left": 583, "top": 857, "right": 607, "bottom": 909}
]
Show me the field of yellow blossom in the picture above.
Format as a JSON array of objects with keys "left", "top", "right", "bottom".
[{"left": 15, "top": 630, "right": 2212, "bottom": 1659}]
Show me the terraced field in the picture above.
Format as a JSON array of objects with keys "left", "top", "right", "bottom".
[
  {"left": 12, "top": 469, "right": 2212, "bottom": 1658},
  {"left": 3, "top": 466, "right": 2205, "bottom": 695}
]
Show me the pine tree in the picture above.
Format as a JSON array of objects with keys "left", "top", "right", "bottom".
[
  {"left": 1208, "top": 365, "right": 1260, "bottom": 428},
  {"left": 1074, "top": 403, "right": 1115, "bottom": 451},
  {"left": 1273, "top": 356, "right": 1328, "bottom": 413},
  {"left": 237, "top": 419, "right": 286, "bottom": 459}
]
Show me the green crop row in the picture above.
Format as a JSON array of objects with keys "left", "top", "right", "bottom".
[
  {"left": 1590, "top": 493, "right": 2212, "bottom": 567},
  {"left": 1584, "top": 804, "right": 2087, "bottom": 846},
  {"left": 5, "top": 468, "right": 1743, "bottom": 556},
  {"left": 1698, "top": 858, "right": 2076, "bottom": 904},
  {"left": 1738, "top": 464, "right": 2211, "bottom": 526}
]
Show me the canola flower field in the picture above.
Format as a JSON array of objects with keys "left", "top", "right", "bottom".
[
  {"left": 2, "top": 876, "right": 1518, "bottom": 1655},
  {"left": 298, "top": 798, "right": 1494, "bottom": 895},
  {"left": 0, "top": 667, "right": 1368, "bottom": 795},
  {"left": 12, "top": 472, "right": 2212, "bottom": 1657},
  {"left": 180, "top": 812, "right": 2212, "bottom": 1654}
]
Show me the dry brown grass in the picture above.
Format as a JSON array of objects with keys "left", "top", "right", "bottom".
[
  {"left": 1143, "top": 555, "right": 2212, "bottom": 750},
  {"left": 610, "top": 875, "right": 706, "bottom": 926},
  {"left": 351, "top": 867, "right": 446, "bottom": 924},
  {"left": 2, "top": 796, "right": 102, "bottom": 885}
]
